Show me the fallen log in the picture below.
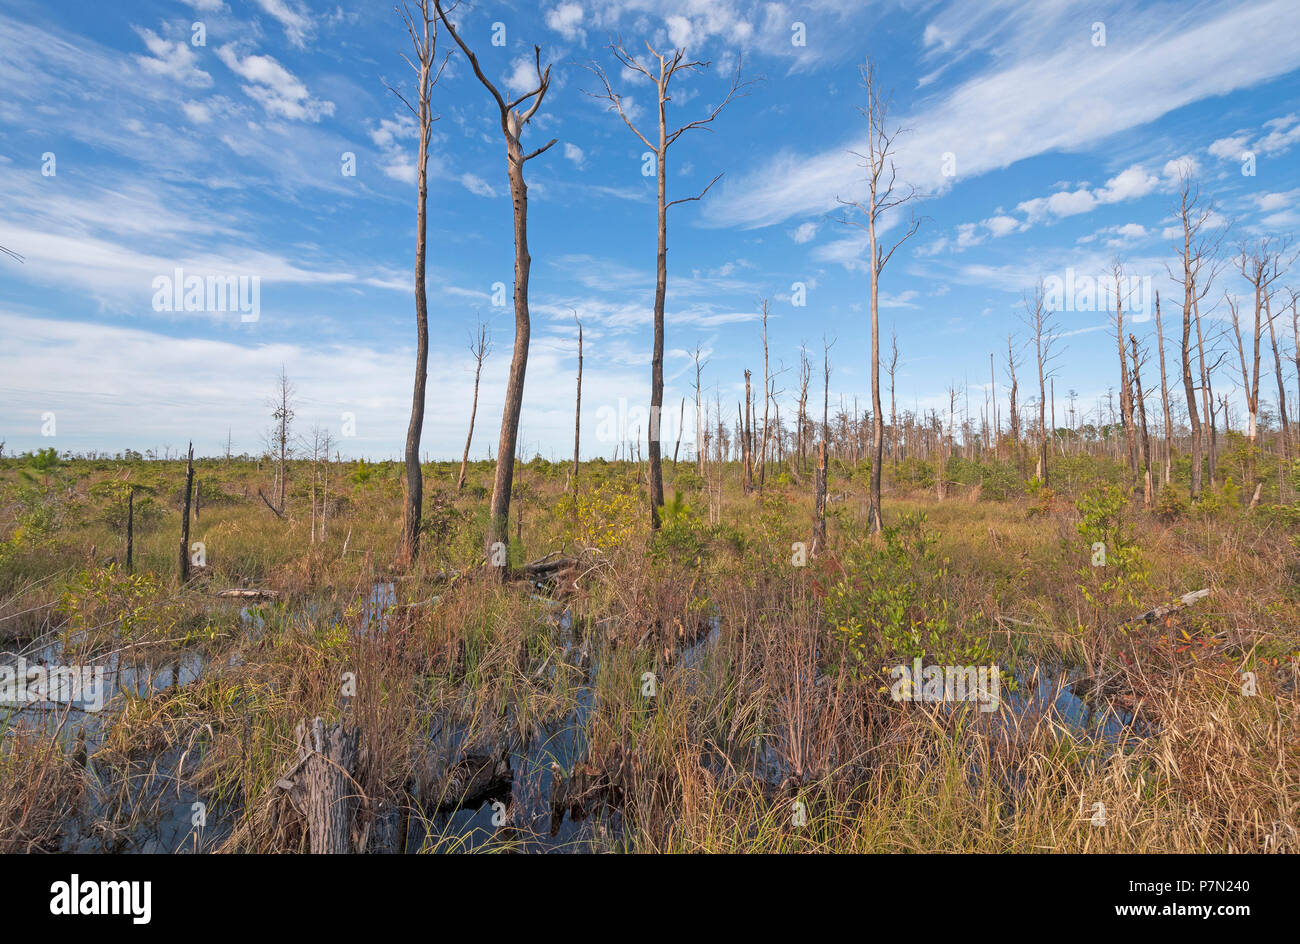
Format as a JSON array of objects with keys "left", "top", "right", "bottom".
[
  {"left": 1126, "top": 588, "right": 1210, "bottom": 626},
  {"left": 214, "top": 588, "right": 280, "bottom": 600}
]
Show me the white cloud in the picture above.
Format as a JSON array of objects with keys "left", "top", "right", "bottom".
[
  {"left": 253, "top": 0, "right": 315, "bottom": 49},
  {"left": 182, "top": 100, "right": 211, "bottom": 124},
  {"left": 545, "top": 2, "right": 585, "bottom": 41},
  {"left": 216, "top": 45, "right": 334, "bottom": 122},
  {"left": 1257, "top": 113, "right": 1300, "bottom": 155},
  {"left": 703, "top": 0, "right": 1300, "bottom": 229},
  {"left": 983, "top": 214, "right": 1020, "bottom": 238},
  {"left": 504, "top": 57, "right": 540, "bottom": 97},
  {"left": 133, "top": 28, "right": 212, "bottom": 87},
  {"left": 791, "top": 221, "right": 818, "bottom": 244},
  {"left": 1096, "top": 165, "right": 1160, "bottom": 204},
  {"left": 1208, "top": 134, "right": 1250, "bottom": 159},
  {"left": 563, "top": 142, "right": 585, "bottom": 167},
  {"left": 460, "top": 173, "right": 498, "bottom": 198},
  {"left": 1254, "top": 188, "right": 1300, "bottom": 212},
  {"left": 1162, "top": 154, "right": 1201, "bottom": 179}
]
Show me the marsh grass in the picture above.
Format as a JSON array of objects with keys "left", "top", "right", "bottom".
[{"left": 1, "top": 454, "right": 1296, "bottom": 852}]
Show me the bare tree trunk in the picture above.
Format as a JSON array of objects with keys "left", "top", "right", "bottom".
[
  {"left": 1023, "top": 286, "right": 1057, "bottom": 488},
  {"left": 758, "top": 301, "right": 770, "bottom": 488},
  {"left": 742, "top": 370, "right": 754, "bottom": 493},
  {"left": 126, "top": 487, "right": 135, "bottom": 574},
  {"left": 1267, "top": 290, "right": 1290, "bottom": 462},
  {"left": 571, "top": 312, "right": 582, "bottom": 488},
  {"left": 694, "top": 347, "right": 707, "bottom": 477},
  {"left": 1154, "top": 291, "right": 1174, "bottom": 485},
  {"left": 841, "top": 59, "right": 921, "bottom": 534},
  {"left": 889, "top": 329, "right": 899, "bottom": 467},
  {"left": 796, "top": 346, "right": 810, "bottom": 476},
  {"left": 458, "top": 319, "right": 490, "bottom": 492},
  {"left": 1113, "top": 267, "right": 1137, "bottom": 477},
  {"left": 1130, "top": 335, "right": 1153, "bottom": 507},
  {"left": 295, "top": 717, "right": 359, "bottom": 855},
  {"left": 587, "top": 44, "right": 743, "bottom": 530},
  {"left": 180, "top": 442, "right": 194, "bottom": 583},
  {"left": 437, "top": 7, "right": 556, "bottom": 565},
  {"left": 672, "top": 396, "right": 685, "bottom": 467},
  {"left": 1007, "top": 334, "right": 1021, "bottom": 475},
  {"left": 812, "top": 340, "right": 832, "bottom": 555}
]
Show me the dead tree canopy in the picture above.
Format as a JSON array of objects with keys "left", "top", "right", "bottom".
[
  {"left": 585, "top": 39, "right": 748, "bottom": 529},
  {"left": 436, "top": 0, "right": 557, "bottom": 565}
]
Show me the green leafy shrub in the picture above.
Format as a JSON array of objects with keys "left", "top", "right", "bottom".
[{"left": 824, "top": 512, "right": 999, "bottom": 681}]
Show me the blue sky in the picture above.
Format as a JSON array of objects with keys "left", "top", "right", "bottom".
[{"left": 2, "top": 0, "right": 1299, "bottom": 460}]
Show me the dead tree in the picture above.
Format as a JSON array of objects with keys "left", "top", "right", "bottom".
[
  {"left": 1023, "top": 284, "right": 1061, "bottom": 487},
  {"left": 125, "top": 487, "right": 135, "bottom": 574},
  {"left": 1236, "top": 238, "right": 1294, "bottom": 462},
  {"left": 585, "top": 40, "right": 745, "bottom": 529},
  {"left": 812, "top": 338, "right": 834, "bottom": 555},
  {"left": 1111, "top": 262, "right": 1138, "bottom": 476},
  {"left": 457, "top": 317, "right": 491, "bottom": 491},
  {"left": 437, "top": 2, "right": 556, "bottom": 563},
  {"left": 179, "top": 442, "right": 194, "bottom": 583},
  {"left": 796, "top": 344, "right": 811, "bottom": 475},
  {"left": 270, "top": 368, "right": 295, "bottom": 512},
  {"left": 693, "top": 345, "right": 708, "bottom": 475},
  {"left": 672, "top": 397, "right": 685, "bottom": 467},
  {"left": 758, "top": 300, "right": 771, "bottom": 487},
  {"left": 388, "top": 0, "right": 447, "bottom": 564},
  {"left": 1266, "top": 287, "right": 1291, "bottom": 462},
  {"left": 571, "top": 310, "right": 582, "bottom": 489},
  {"left": 1006, "top": 333, "right": 1022, "bottom": 471},
  {"left": 294, "top": 717, "right": 360, "bottom": 854},
  {"left": 742, "top": 370, "right": 754, "bottom": 492},
  {"left": 1153, "top": 291, "right": 1174, "bottom": 485},
  {"left": 1129, "top": 334, "right": 1154, "bottom": 507},
  {"left": 888, "top": 327, "right": 900, "bottom": 466},
  {"left": 1167, "top": 172, "right": 1224, "bottom": 500},
  {"left": 837, "top": 58, "right": 922, "bottom": 534}
]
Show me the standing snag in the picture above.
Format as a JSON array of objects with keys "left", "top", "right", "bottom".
[
  {"left": 585, "top": 40, "right": 746, "bottom": 529},
  {"left": 837, "top": 58, "right": 922, "bottom": 534},
  {"left": 436, "top": 0, "right": 556, "bottom": 567},
  {"left": 458, "top": 317, "right": 491, "bottom": 492},
  {"left": 388, "top": 0, "right": 448, "bottom": 565}
]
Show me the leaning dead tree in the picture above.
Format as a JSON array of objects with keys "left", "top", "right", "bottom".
[
  {"left": 585, "top": 39, "right": 746, "bottom": 529},
  {"left": 837, "top": 57, "right": 922, "bottom": 534},
  {"left": 436, "top": 0, "right": 556, "bottom": 565},
  {"left": 457, "top": 317, "right": 491, "bottom": 491},
  {"left": 388, "top": 0, "right": 448, "bottom": 564}
]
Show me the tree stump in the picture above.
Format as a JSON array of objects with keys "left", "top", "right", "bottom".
[{"left": 294, "top": 717, "right": 360, "bottom": 854}]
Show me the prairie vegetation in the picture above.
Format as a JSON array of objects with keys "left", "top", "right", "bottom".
[{"left": 2, "top": 445, "right": 1296, "bottom": 853}]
